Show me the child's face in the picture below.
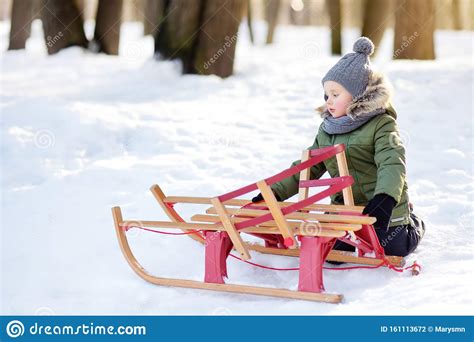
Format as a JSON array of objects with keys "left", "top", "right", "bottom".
[{"left": 323, "top": 81, "right": 353, "bottom": 118}]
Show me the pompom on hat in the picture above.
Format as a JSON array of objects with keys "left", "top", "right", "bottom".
[{"left": 322, "top": 37, "right": 375, "bottom": 99}]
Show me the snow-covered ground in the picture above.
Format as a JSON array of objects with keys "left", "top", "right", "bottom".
[{"left": 1, "top": 20, "right": 473, "bottom": 315}]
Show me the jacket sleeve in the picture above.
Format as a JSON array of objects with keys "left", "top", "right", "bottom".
[
  {"left": 271, "top": 135, "right": 327, "bottom": 201},
  {"left": 373, "top": 116, "right": 406, "bottom": 204}
]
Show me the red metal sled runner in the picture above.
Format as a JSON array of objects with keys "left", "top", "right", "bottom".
[{"left": 112, "top": 144, "right": 407, "bottom": 303}]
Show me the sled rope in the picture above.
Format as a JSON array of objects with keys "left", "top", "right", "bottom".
[
  {"left": 124, "top": 225, "right": 420, "bottom": 273},
  {"left": 230, "top": 253, "right": 420, "bottom": 273},
  {"left": 228, "top": 253, "right": 299, "bottom": 271},
  {"left": 123, "top": 225, "right": 198, "bottom": 236}
]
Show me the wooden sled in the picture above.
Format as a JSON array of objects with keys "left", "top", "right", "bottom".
[{"left": 112, "top": 144, "right": 405, "bottom": 303}]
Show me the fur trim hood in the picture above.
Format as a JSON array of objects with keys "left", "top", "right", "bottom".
[{"left": 317, "top": 72, "right": 396, "bottom": 120}]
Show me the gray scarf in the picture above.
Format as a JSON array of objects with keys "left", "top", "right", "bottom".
[{"left": 322, "top": 108, "right": 385, "bottom": 134}]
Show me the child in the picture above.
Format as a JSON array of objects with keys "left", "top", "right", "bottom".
[{"left": 253, "top": 37, "right": 425, "bottom": 257}]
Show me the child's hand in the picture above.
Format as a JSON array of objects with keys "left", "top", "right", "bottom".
[
  {"left": 252, "top": 191, "right": 281, "bottom": 203},
  {"left": 362, "top": 194, "right": 396, "bottom": 231}
]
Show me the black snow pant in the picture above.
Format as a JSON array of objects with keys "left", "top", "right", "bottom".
[{"left": 333, "top": 208, "right": 426, "bottom": 257}]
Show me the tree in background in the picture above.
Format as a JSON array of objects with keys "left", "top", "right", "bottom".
[
  {"left": 154, "top": 0, "right": 202, "bottom": 71},
  {"left": 154, "top": 0, "right": 244, "bottom": 78},
  {"left": 326, "top": 0, "right": 341, "bottom": 55},
  {"left": 245, "top": 0, "right": 254, "bottom": 44},
  {"left": 92, "top": 0, "right": 123, "bottom": 55},
  {"left": 9, "top": 0, "right": 124, "bottom": 55},
  {"left": 40, "top": 0, "right": 88, "bottom": 55},
  {"left": 394, "top": 0, "right": 435, "bottom": 60},
  {"left": 362, "top": 0, "right": 392, "bottom": 56},
  {"left": 451, "top": 0, "right": 463, "bottom": 30},
  {"left": 9, "top": 0, "right": 456, "bottom": 63},
  {"left": 265, "top": 0, "right": 281, "bottom": 44},
  {"left": 193, "top": 0, "right": 243, "bottom": 77},
  {"left": 8, "top": 0, "right": 36, "bottom": 50},
  {"left": 143, "top": 0, "right": 164, "bottom": 36}
]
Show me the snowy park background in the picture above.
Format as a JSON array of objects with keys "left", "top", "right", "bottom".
[{"left": 1, "top": 17, "right": 473, "bottom": 314}]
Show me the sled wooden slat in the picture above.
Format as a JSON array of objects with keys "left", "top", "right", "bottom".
[
  {"left": 150, "top": 184, "right": 205, "bottom": 243},
  {"left": 162, "top": 195, "right": 364, "bottom": 213},
  {"left": 190, "top": 214, "right": 362, "bottom": 231},
  {"left": 242, "top": 226, "right": 346, "bottom": 238},
  {"left": 205, "top": 207, "right": 376, "bottom": 225},
  {"left": 298, "top": 150, "right": 311, "bottom": 201},
  {"left": 335, "top": 150, "right": 358, "bottom": 239},
  {"left": 121, "top": 220, "right": 218, "bottom": 230},
  {"left": 120, "top": 219, "right": 347, "bottom": 238},
  {"left": 211, "top": 197, "right": 251, "bottom": 260},
  {"left": 336, "top": 150, "right": 355, "bottom": 206},
  {"left": 257, "top": 180, "right": 298, "bottom": 249},
  {"left": 113, "top": 206, "right": 342, "bottom": 304}
]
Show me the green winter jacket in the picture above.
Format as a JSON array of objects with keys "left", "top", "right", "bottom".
[{"left": 271, "top": 73, "right": 410, "bottom": 228}]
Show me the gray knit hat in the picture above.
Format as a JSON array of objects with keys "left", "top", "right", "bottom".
[{"left": 322, "top": 37, "right": 375, "bottom": 98}]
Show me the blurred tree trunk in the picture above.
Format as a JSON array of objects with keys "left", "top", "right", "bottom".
[
  {"left": 394, "top": 0, "right": 435, "bottom": 60},
  {"left": 289, "top": 0, "right": 305, "bottom": 25},
  {"left": 303, "top": 0, "right": 313, "bottom": 25},
  {"left": 40, "top": 0, "right": 88, "bottom": 55},
  {"left": 193, "top": 0, "right": 243, "bottom": 77},
  {"left": 451, "top": 0, "right": 463, "bottom": 30},
  {"left": 123, "top": 0, "right": 141, "bottom": 21},
  {"left": 8, "top": 0, "right": 35, "bottom": 50},
  {"left": 245, "top": 0, "right": 254, "bottom": 44},
  {"left": 154, "top": 0, "right": 202, "bottom": 70},
  {"left": 93, "top": 0, "right": 123, "bottom": 55},
  {"left": 470, "top": 1, "right": 474, "bottom": 31},
  {"left": 265, "top": 0, "right": 281, "bottom": 44},
  {"left": 155, "top": 0, "right": 243, "bottom": 78},
  {"left": 143, "top": 0, "right": 164, "bottom": 36},
  {"left": 327, "top": 0, "right": 341, "bottom": 55},
  {"left": 362, "top": 0, "right": 392, "bottom": 55}
]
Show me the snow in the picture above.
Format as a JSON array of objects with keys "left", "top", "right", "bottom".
[{"left": 1, "top": 19, "right": 473, "bottom": 315}]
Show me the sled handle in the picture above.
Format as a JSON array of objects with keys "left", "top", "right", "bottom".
[
  {"left": 211, "top": 197, "right": 251, "bottom": 260},
  {"left": 257, "top": 180, "right": 298, "bottom": 249}
]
